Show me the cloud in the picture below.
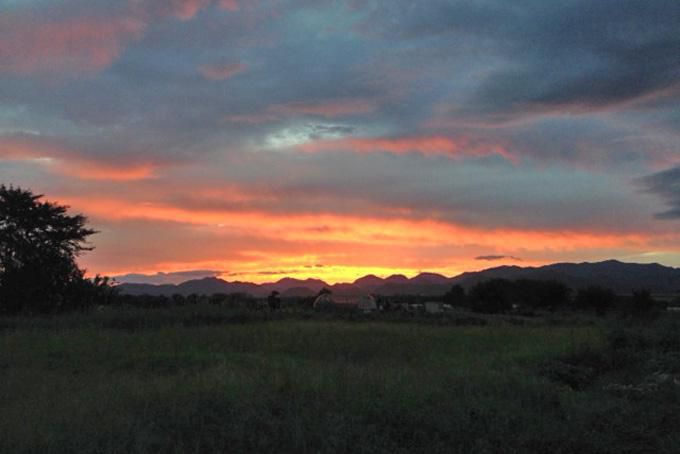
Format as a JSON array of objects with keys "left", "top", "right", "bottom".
[
  {"left": 478, "top": 0, "right": 680, "bottom": 117},
  {"left": 361, "top": 0, "right": 680, "bottom": 119},
  {"left": 165, "top": 0, "right": 212, "bottom": 20},
  {"left": 640, "top": 166, "right": 680, "bottom": 219},
  {"left": 218, "top": 0, "right": 240, "bottom": 11},
  {"left": 299, "top": 135, "right": 514, "bottom": 161},
  {"left": 0, "top": 134, "right": 162, "bottom": 181},
  {"left": 114, "top": 269, "right": 223, "bottom": 285},
  {"left": 267, "top": 99, "right": 379, "bottom": 118},
  {"left": 2, "top": 0, "right": 679, "bottom": 281},
  {"left": 224, "top": 99, "right": 379, "bottom": 125},
  {"left": 135, "top": 0, "right": 217, "bottom": 20},
  {"left": 475, "top": 255, "right": 522, "bottom": 261},
  {"left": 0, "top": 13, "right": 144, "bottom": 75},
  {"left": 199, "top": 62, "right": 247, "bottom": 80}
]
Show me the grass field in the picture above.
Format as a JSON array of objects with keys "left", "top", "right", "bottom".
[{"left": 1, "top": 306, "right": 678, "bottom": 453}]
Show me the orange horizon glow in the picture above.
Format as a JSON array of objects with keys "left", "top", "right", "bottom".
[{"left": 62, "top": 193, "right": 672, "bottom": 284}]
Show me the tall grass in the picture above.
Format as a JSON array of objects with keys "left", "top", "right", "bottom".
[{"left": 0, "top": 307, "right": 677, "bottom": 453}]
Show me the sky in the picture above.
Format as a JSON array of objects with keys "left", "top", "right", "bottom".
[{"left": 1, "top": 0, "right": 679, "bottom": 284}]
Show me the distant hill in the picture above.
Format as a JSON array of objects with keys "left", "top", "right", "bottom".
[
  {"left": 116, "top": 260, "right": 680, "bottom": 297},
  {"left": 450, "top": 260, "right": 680, "bottom": 294}
]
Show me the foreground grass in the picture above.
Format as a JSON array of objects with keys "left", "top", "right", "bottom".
[{"left": 0, "top": 307, "right": 677, "bottom": 453}]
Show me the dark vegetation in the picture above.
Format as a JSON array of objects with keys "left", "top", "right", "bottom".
[
  {"left": 0, "top": 186, "right": 113, "bottom": 315},
  {"left": 1, "top": 305, "right": 679, "bottom": 453}
]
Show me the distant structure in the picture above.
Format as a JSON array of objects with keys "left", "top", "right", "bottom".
[
  {"left": 424, "top": 301, "right": 444, "bottom": 314},
  {"left": 313, "top": 293, "right": 378, "bottom": 312}
]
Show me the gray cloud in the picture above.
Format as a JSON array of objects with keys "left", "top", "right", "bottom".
[
  {"left": 475, "top": 255, "right": 522, "bottom": 262},
  {"left": 640, "top": 166, "right": 680, "bottom": 219},
  {"left": 114, "top": 270, "right": 223, "bottom": 285},
  {"left": 360, "top": 0, "right": 680, "bottom": 116}
]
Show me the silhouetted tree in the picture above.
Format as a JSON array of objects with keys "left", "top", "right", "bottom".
[
  {"left": 267, "top": 290, "right": 281, "bottom": 311},
  {"left": 468, "top": 279, "right": 514, "bottom": 313},
  {"left": 317, "top": 287, "right": 332, "bottom": 296},
  {"left": 443, "top": 284, "right": 466, "bottom": 307},
  {"left": 0, "top": 185, "right": 101, "bottom": 314},
  {"left": 629, "top": 288, "right": 657, "bottom": 318},
  {"left": 514, "top": 279, "right": 571, "bottom": 310},
  {"left": 171, "top": 293, "right": 186, "bottom": 306},
  {"left": 575, "top": 286, "right": 616, "bottom": 316},
  {"left": 209, "top": 293, "right": 228, "bottom": 305}
]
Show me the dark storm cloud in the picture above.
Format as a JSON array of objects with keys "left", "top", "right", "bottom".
[
  {"left": 362, "top": 0, "right": 680, "bottom": 117},
  {"left": 640, "top": 166, "right": 680, "bottom": 219}
]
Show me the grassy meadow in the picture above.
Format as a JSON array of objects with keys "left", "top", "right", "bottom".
[{"left": 1, "top": 306, "right": 679, "bottom": 453}]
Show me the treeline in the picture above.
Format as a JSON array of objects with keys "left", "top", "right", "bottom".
[
  {"left": 114, "top": 292, "right": 259, "bottom": 309},
  {"left": 444, "top": 278, "right": 663, "bottom": 317}
]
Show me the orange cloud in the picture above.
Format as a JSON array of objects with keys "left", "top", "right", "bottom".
[
  {"left": 199, "top": 62, "right": 247, "bottom": 80},
  {"left": 0, "top": 14, "right": 144, "bottom": 75},
  {"left": 0, "top": 135, "right": 158, "bottom": 181},
  {"left": 65, "top": 195, "right": 647, "bottom": 252},
  {"left": 299, "top": 135, "right": 516, "bottom": 161}
]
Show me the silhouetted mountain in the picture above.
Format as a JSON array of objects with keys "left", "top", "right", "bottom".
[
  {"left": 411, "top": 273, "right": 449, "bottom": 285},
  {"left": 281, "top": 287, "right": 317, "bottom": 298},
  {"left": 270, "top": 278, "right": 327, "bottom": 293},
  {"left": 116, "top": 260, "right": 680, "bottom": 297},
  {"left": 353, "top": 274, "right": 384, "bottom": 292},
  {"left": 329, "top": 283, "right": 365, "bottom": 296},
  {"left": 385, "top": 274, "right": 409, "bottom": 283},
  {"left": 451, "top": 260, "right": 680, "bottom": 294}
]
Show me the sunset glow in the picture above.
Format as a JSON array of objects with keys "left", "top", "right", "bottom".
[{"left": 1, "top": 0, "right": 678, "bottom": 284}]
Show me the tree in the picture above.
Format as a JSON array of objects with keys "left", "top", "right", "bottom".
[
  {"left": 468, "top": 279, "right": 514, "bottom": 313},
  {"left": 443, "top": 284, "right": 466, "bottom": 307},
  {"left": 629, "top": 289, "right": 657, "bottom": 319},
  {"left": 575, "top": 286, "right": 616, "bottom": 316},
  {"left": 514, "top": 279, "right": 571, "bottom": 311},
  {"left": 0, "top": 185, "right": 99, "bottom": 314}
]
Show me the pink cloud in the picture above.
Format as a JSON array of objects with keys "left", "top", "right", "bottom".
[
  {"left": 218, "top": 0, "right": 240, "bottom": 11},
  {"left": 142, "top": 0, "right": 212, "bottom": 20},
  {"left": 268, "top": 99, "right": 378, "bottom": 118},
  {"left": 167, "top": 0, "right": 211, "bottom": 20},
  {"left": 0, "top": 13, "right": 144, "bottom": 75},
  {"left": 299, "top": 135, "right": 516, "bottom": 161},
  {"left": 199, "top": 62, "right": 247, "bottom": 80},
  {"left": 0, "top": 134, "right": 161, "bottom": 181},
  {"left": 223, "top": 98, "right": 379, "bottom": 124}
]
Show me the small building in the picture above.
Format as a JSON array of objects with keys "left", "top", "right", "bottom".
[
  {"left": 424, "top": 301, "right": 444, "bottom": 314},
  {"left": 357, "top": 295, "right": 378, "bottom": 313},
  {"left": 313, "top": 293, "right": 335, "bottom": 310},
  {"left": 312, "top": 293, "right": 377, "bottom": 312}
]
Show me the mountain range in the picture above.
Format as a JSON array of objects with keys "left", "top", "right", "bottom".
[{"left": 116, "top": 260, "right": 680, "bottom": 297}]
